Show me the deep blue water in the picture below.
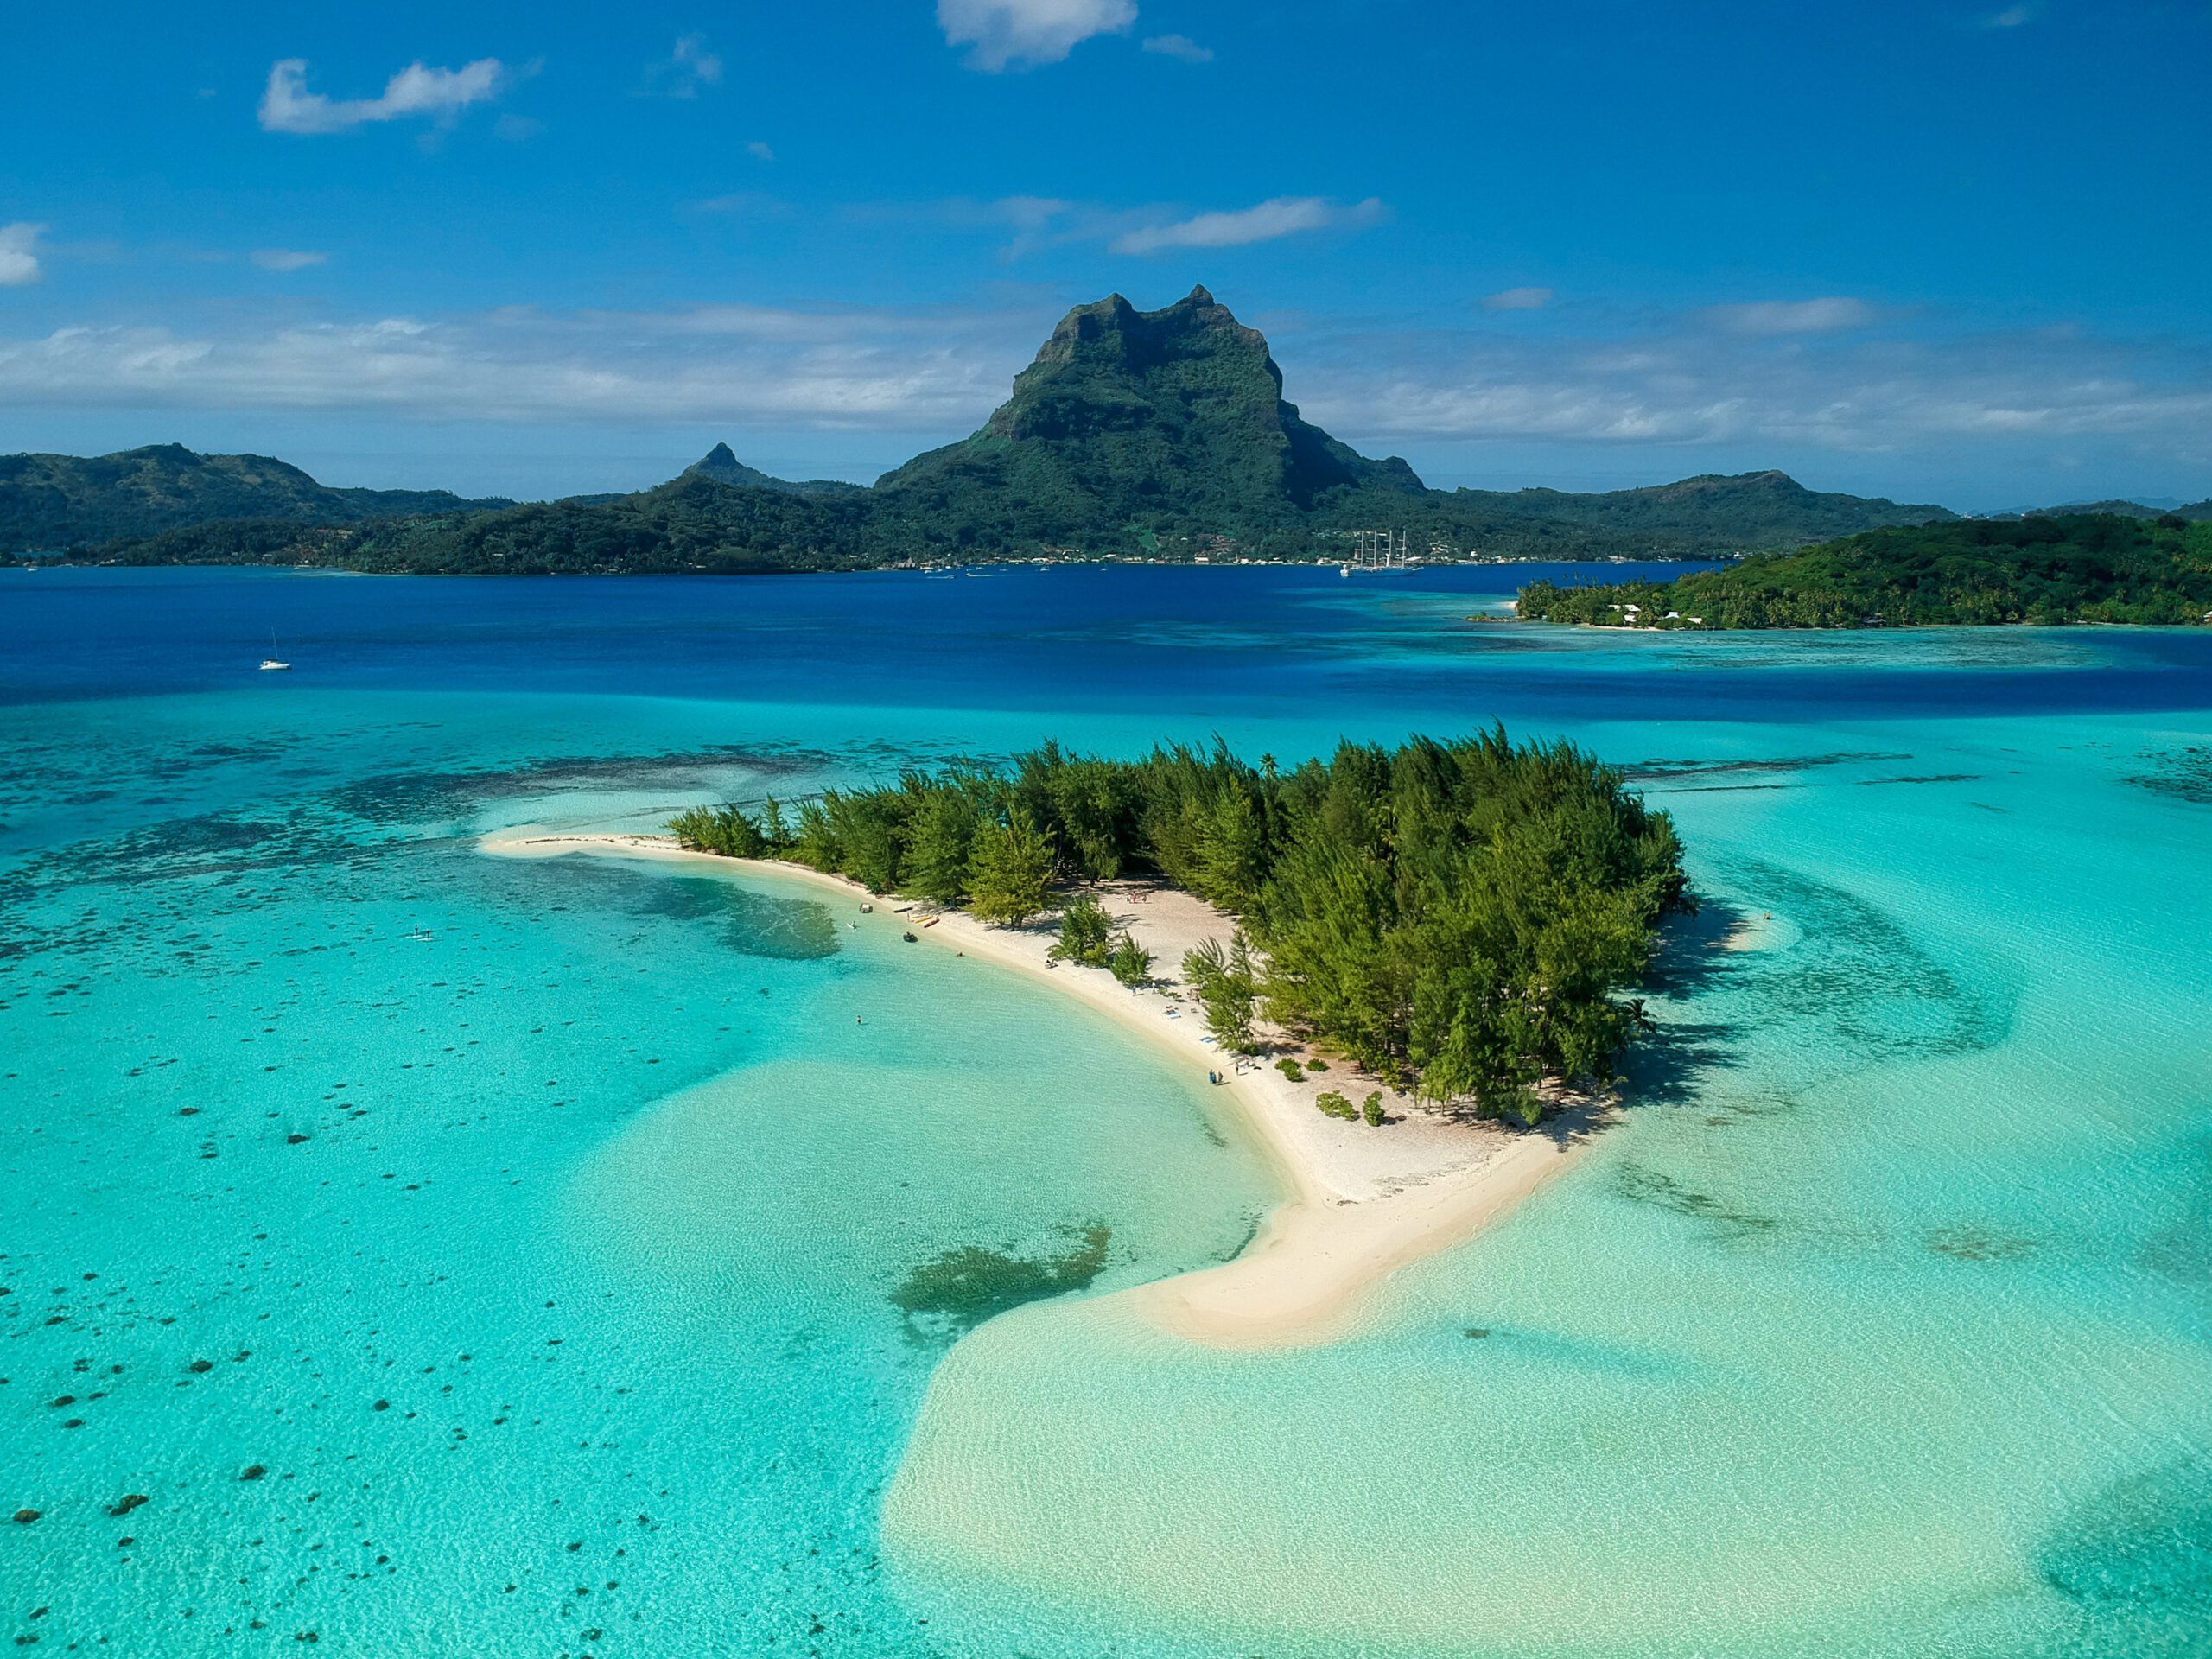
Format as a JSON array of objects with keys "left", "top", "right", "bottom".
[{"left": 10, "top": 563, "right": 2209, "bottom": 723}]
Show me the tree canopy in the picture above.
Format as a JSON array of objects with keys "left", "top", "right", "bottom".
[
  {"left": 1517, "top": 514, "right": 2212, "bottom": 630},
  {"left": 671, "top": 730, "right": 1687, "bottom": 1122}
]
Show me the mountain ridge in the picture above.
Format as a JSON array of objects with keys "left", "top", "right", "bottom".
[
  {"left": 17, "top": 289, "right": 2001, "bottom": 570},
  {"left": 0, "top": 443, "right": 511, "bottom": 549}
]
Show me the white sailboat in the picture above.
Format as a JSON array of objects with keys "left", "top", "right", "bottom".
[{"left": 259, "top": 631, "right": 290, "bottom": 671}]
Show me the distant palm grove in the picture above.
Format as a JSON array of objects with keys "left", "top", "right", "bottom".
[
  {"left": 671, "top": 732, "right": 1688, "bottom": 1122},
  {"left": 1516, "top": 514, "right": 2212, "bottom": 629}
]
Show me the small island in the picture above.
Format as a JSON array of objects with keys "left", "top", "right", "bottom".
[
  {"left": 671, "top": 729, "right": 1686, "bottom": 1125},
  {"left": 492, "top": 728, "right": 1688, "bottom": 1345},
  {"left": 1516, "top": 512, "right": 2212, "bottom": 629}
]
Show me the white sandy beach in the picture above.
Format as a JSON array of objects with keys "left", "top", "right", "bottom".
[{"left": 483, "top": 831, "right": 1601, "bottom": 1349}]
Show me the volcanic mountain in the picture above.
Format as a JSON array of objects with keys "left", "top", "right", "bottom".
[{"left": 874, "top": 286, "right": 1424, "bottom": 537}]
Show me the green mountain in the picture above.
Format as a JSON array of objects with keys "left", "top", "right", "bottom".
[
  {"left": 872, "top": 286, "right": 1422, "bottom": 549},
  {"left": 41, "top": 289, "right": 2005, "bottom": 572},
  {"left": 683, "top": 442, "right": 862, "bottom": 499},
  {"left": 327, "top": 473, "right": 869, "bottom": 576},
  {"left": 1, "top": 443, "right": 510, "bottom": 550},
  {"left": 1438, "top": 470, "right": 1954, "bottom": 554},
  {"left": 1516, "top": 514, "right": 2212, "bottom": 629}
]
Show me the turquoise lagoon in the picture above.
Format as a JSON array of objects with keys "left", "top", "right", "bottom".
[{"left": 2, "top": 565, "right": 2209, "bottom": 1656}]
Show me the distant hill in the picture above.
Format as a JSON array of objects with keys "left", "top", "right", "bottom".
[
  {"left": 683, "top": 442, "right": 862, "bottom": 499},
  {"left": 323, "top": 474, "right": 874, "bottom": 576},
  {"left": 1982, "top": 499, "right": 2212, "bottom": 523},
  {"left": 44, "top": 289, "right": 1999, "bottom": 572},
  {"left": 1, "top": 443, "right": 511, "bottom": 550},
  {"left": 1441, "top": 470, "right": 1954, "bottom": 552},
  {"left": 1517, "top": 514, "right": 2212, "bottom": 629}
]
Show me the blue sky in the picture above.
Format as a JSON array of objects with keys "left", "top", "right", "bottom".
[{"left": 2, "top": 0, "right": 2207, "bottom": 508}]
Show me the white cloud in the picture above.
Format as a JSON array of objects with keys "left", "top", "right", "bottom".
[
  {"left": 1981, "top": 3, "right": 2039, "bottom": 26},
  {"left": 258, "top": 57, "right": 511, "bottom": 136},
  {"left": 0, "top": 302, "right": 1037, "bottom": 432},
  {"left": 1141, "top": 33, "right": 1213, "bottom": 62},
  {"left": 647, "top": 35, "right": 724, "bottom": 96},
  {"left": 1112, "top": 196, "right": 1384, "bottom": 256},
  {"left": 1481, "top": 286, "right": 1553, "bottom": 312},
  {"left": 251, "top": 249, "right": 327, "bottom": 272},
  {"left": 1281, "top": 315, "right": 2212, "bottom": 469},
  {"left": 747, "top": 140, "right": 775, "bottom": 162},
  {"left": 938, "top": 0, "right": 1136, "bottom": 71},
  {"left": 0, "top": 223, "right": 47, "bottom": 287},
  {"left": 1703, "top": 296, "right": 1876, "bottom": 335}
]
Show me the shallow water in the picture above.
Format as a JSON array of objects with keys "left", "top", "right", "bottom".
[{"left": 3, "top": 564, "right": 2209, "bottom": 1656}]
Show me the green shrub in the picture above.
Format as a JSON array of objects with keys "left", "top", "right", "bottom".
[
  {"left": 1107, "top": 931, "right": 1153, "bottom": 987},
  {"left": 1314, "top": 1090, "right": 1358, "bottom": 1122},
  {"left": 1183, "top": 931, "right": 1258, "bottom": 1054},
  {"left": 1363, "top": 1091, "right": 1384, "bottom": 1127},
  {"left": 668, "top": 804, "right": 769, "bottom": 858},
  {"left": 1274, "top": 1057, "right": 1305, "bottom": 1081},
  {"left": 1049, "top": 893, "right": 1115, "bottom": 967},
  {"left": 1305, "top": 1058, "right": 1328, "bottom": 1072}
]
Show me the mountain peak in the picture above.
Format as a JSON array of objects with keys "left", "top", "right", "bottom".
[
  {"left": 685, "top": 442, "right": 777, "bottom": 488},
  {"left": 880, "top": 287, "right": 1423, "bottom": 516},
  {"left": 676, "top": 442, "right": 861, "bottom": 501}
]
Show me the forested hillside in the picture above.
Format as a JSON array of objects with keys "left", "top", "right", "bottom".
[{"left": 1, "top": 444, "right": 508, "bottom": 548}]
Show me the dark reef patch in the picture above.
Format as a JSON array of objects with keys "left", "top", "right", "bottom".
[
  {"left": 891, "top": 1223, "right": 1112, "bottom": 1338},
  {"left": 2132, "top": 746, "right": 2212, "bottom": 805},
  {"left": 2036, "top": 1455, "right": 2212, "bottom": 1645},
  {"left": 1925, "top": 1224, "right": 2037, "bottom": 1263},
  {"left": 1613, "top": 1164, "right": 1780, "bottom": 1236},
  {"left": 1715, "top": 855, "right": 2015, "bottom": 1065},
  {"left": 1628, "top": 751, "right": 1911, "bottom": 783}
]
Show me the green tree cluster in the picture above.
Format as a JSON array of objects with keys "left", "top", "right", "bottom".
[
  {"left": 1182, "top": 932, "right": 1261, "bottom": 1055},
  {"left": 1107, "top": 932, "right": 1153, "bottom": 987},
  {"left": 1049, "top": 893, "right": 1115, "bottom": 967},
  {"left": 669, "top": 804, "right": 770, "bottom": 858},
  {"left": 666, "top": 728, "right": 1684, "bottom": 1121},
  {"left": 1517, "top": 514, "right": 2212, "bottom": 631}
]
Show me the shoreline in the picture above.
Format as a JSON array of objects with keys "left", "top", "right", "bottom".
[{"left": 482, "top": 830, "right": 1603, "bottom": 1350}]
